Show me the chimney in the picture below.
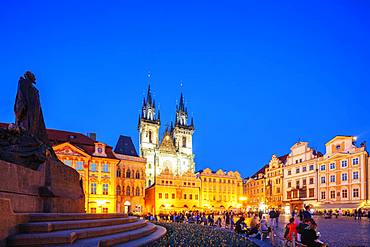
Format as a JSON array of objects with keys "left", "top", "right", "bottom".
[{"left": 87, "top": 132, "right": 97, "bottom": 141}]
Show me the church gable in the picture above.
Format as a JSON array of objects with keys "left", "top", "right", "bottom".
[
  {"left": 53, "top": 143, "right": 90, "bottom": 158},
  {"left": 159, "top": 132, "right": 177, "bottom": 154}
]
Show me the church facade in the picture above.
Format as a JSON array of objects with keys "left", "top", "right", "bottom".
[{"left": 138, "top": 85, "right": 195, "bottom": 188}]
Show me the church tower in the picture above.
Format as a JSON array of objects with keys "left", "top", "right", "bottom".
[
  {"left": 172, "top": 92, "right": 195, "bottom": 173},
  {"left": 138, "top": 83, "right": 160, "bottom": 187}
]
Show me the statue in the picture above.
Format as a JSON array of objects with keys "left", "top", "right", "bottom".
[
  {"left": 0, "top": 71, "right": 51, "bottom": 169},
  {"left": 14, "top": 71, "right": 49, "bottom": 144}
]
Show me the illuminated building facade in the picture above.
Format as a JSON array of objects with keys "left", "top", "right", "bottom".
[
  {"left": 283, "top": 142, "right": 322, "bottom": 213},
  {"left": 265, "top": 154, "right": 287, "bottom": 210},
  {"left": 317, "top": 136, "right": 369, "bottom": 210},
  {"left": 244, "top": 166, "right": 267, "bottom": 211},
  {"left": 48, "top": 129, "right": 119, "bottom": 213},
  {"left": 114, "top": 135, "right": 146, "bottom": 214},
  {"left": 198, "top": 168, "right": 243, "bottom": 211},
  {"left": 145, "top": 168, "right": 201, "bottom": 214}
]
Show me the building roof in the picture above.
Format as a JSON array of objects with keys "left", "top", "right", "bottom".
[
  {"left": 114, "top": 135, "right": 138, "bottom": 157},
  {"left": 47, "top": 128, "right": 116, "bottom": 159},
  {"left": 278, "top": 154, "right": 289, "bottom": 163},
  {"left": 251, "top": 164, "right": 269, "bottom": 178}
]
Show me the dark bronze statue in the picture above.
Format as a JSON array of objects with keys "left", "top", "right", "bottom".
[
  {"left": 0, "top": 71, "right": 51, "bottom": 169},
  {"left": 14, "top": 71, "right": 49, "bottom": 144}
]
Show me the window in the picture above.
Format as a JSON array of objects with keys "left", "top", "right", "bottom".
[
  {"left": 287, "top": 181, "right": 291, "bottom": 188},
  {"left": 309, "top": 178, "right": 314, "bottom": 185},
  {"left": 309, "top": 188, "right": 314, "bottom": 197},
  {"left": 90, "top": 163, "right": 97, "bottom": 172},
  {"left": 303, "top": 178, "right": 306, "bottom": 186},
  {"left": 353, "top": 188, "right": 359, "bottom": 198},
  {"left": 342, "top": 173, "right": 348, "bottom": 181},
  {"left": 287, "top": 191, "right": 292, "bottom": 199},
  {"left": 102, "top": 208, "right": 108, "bottom": 213},
  {"left": 330, "top": 175, "right": 336, "bottom": 183},
  {"left": 63, "top": 160, "right": 72, "bottom": 167},
  {"left": 195, "top": 194, "right": 198, "bottom": 200},
  {"left": 126, "top": 170, "right": 131, "bottom": 178},
  {"left": 296, "top": 168, "right": 300, "bottom": 174},
  {"left": 300, "top": 158, "right": 303, "bottom": 163},
  {"left": 182, "top": 136, "right": 187, "bottom": 148},
  {"left": 321, "top": 176, "right": 326, "bottom": 184},
  {"left": 116, "top": 185, "right": 121, "bottom": 195},
  {"left": 90, "top": 208, "right": 96, "bottom": 214},
  {"left": 352, "top": 157, "right": 359, "bottom": 165},
  {"left": 136, "top": 187, "right": 140, "bottom": 196},
  {"left": 184, "top": 194, "right": 187, "bottom": 199},
  {"left": 329, "top": 163, "right": 335, "bottom": 170},
  {"left": 302, "top": 166, "right": 307, "bottom": 172},
  {"left": 102, "top": 184, "right": 109, "bottom": 195},
  {"left": 135, "top": 171, "right": 140, "bottom": 179},
  {"left": 126, "top": 186, "right": 131, "bottom": 196},
  {"left": 309, "top": 165, "right": 314, "bottom": 171},
  {"left": 189, "top": 194, "right": 193, "bottom": 200},
  {"left": 149, "top": 131, "right": 152, "bottom": 143},
  {"left": 76, "top": 161, "right": 83, "bottom": 170},
  {"left": 165, "top": 193, "right": 168, "bottom": 199},
  {"left": 321, "top": 191, "right": 326, "bottom": 200},
  {"left": 353, "top": 171, "right": 359, "bottom": 180},
  {"left": 148, "top": 179, "right": 152, "bottom": 186},
  {"left": 336, "top": 145, "right": 341, "bottom": 150},
  {"left": 341, "top": 160, "right": 348, "bottom": 168},
  {"left": 116, "top": 168, "right": 121, "bottom": 177},
  {"left": 91, "top": 183, "right": 97, "bottom": 194},
  {"left": 296, "top": 180, "right": 300, "bottom": 188},
  {"left": 288, "top": 170, "right": 292, "bottom": 175},
  {"left": 330, "top": 191, "right": 335, "bottom": 199},
  {"left": 102, "top": 164, "right": 109, "bottom": 173},
  {"left": 159, "top": 193, "right": 162, "bottom": 199},
  {"left": 342, "top": 189, "right": 348, "bottom": 198},
  {"left": 320, "top": 165, "right": 326, "bottom": 171},
  {"left": 172, "top": 193, "right": 175, "bottom": 199}
]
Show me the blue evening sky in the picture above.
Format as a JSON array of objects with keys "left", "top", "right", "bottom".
[{"left": 1, "top": 1, "right": 369, "bottom": 177}]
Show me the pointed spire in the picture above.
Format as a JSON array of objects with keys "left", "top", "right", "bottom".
[{"left": 179, "top": 92, "right": 185, "bottom": 111}]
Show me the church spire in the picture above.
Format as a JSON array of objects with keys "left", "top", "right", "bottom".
[
  {"left": 175, "top": 92, "right": 193, "bottom": 129},
  {"left": 141, "top": 73, "right": 159, "bottom": 123}
]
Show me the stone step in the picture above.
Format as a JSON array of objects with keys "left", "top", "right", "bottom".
[
  {"left": 7, "top": 219, "right": 147, "bottom": 246},
  {"left": 19, "top": 217, "right": 138, "bottom": 233},
  {"left": 115, "top": 225, "right": 166, "bottom": 247},
  {"left": 56, "top": 222, "right": 158, "bottom": 247},
  {"left": 22, "top": 213, "right": 128, "bottom": 222}
]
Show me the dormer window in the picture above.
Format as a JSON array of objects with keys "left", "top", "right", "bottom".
[
  {"left": 93, "top": 142, "right": 107, "bottom": 157},
  {"left": 336, "top": 145, "right": 341, "bottom": 150}
]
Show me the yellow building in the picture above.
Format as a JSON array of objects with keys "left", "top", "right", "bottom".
[
  {"left": 145, "top": 168, "right": 201, "bottom": 215},
  {"left": 198, "top": 168, "right": 243, "bottom": 212},
  {"left": 265, "top": 154, "right": 287, "bottom": 210},
  {"left": 48, "top": 129, "right": 119, "bottom": 213},
  {"left": 317, "top": 136, "right": 369, "bottom": 210},
  {"left": 114, "top": 135, "right": 146, "bottom": 214},
  {"left": 244, "top": 166, "right": 267, "bottom": 211}
]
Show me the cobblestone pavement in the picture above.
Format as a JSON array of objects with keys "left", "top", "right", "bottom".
[{"left": 272, "top": 215, "right": 370, "bottom": 247}]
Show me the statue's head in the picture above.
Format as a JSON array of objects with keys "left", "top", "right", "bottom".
[{"left": 24, "top": 71, "right": 36, "bottom": 84}]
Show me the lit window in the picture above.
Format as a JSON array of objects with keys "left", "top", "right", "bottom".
[
  {"left": 341, "top": 173, "right": 348, "bottom": 181},
  {"left": 102, "top": 184, "right": 109, "bottom": 195},
  {"left": 91, "top": 183, "right": 97, "bottom": 194},
  {"left": 76, "top": 161, "right": 83, "bottom": 171},
  {"left": 102, "top": 208, "right": 108, "bottom": 213},
  {"left": 341, "top": 160, "right": 348, "bottom": 168},
  {"left": 353, "top": 171, "right": 359, "bottom": 180},
  {"left": 165, "top": 193, "right": 168, "bottom": 199},
  {"left": 90, "top": 208, "right": 96, "bottom": 214},
  {"left": 159, "top": 193, "right": 162, "bottom": 199},
  {"left": 172, "top": 193, "right": 175, "bottom": 199}
]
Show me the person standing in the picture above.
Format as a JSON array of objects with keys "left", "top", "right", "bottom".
[
  {"left": 269, "top": 208, "right": 276, "bottom": 228},
  {"left": 303, "top": 206, "right": 312, "bottom": 220},
  {"left": 354, "top": 209, "right": 358, "bottom": 220},
  {"left": 275, "top": 209, "right": 280, "bottom": 228}
]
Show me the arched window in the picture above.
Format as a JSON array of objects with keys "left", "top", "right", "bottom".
[
  {"left": 182, "top": 136, "right": 186, "bottom": 148},
  {"left": 126, "top": 186, "right": 131, "bottom": 196},
  {"left": 116, "top": 185, "right": 121, "bottom": 195},
  {"left": 136, "top": 187, "right": 140, "bottom": 196},
  {"left": 135, "top": 171, "right": 140, "bottom": 179},
  {"left": 148, "top": 179, "right": 152, "bottom": 186},
  {"left": 149, "top": 131, "right": 152, "bottom": 143},
  {"left": 116, "top": 168, "right": 121, "bottom": 178},
  {"left": 148, "top": 163, "right": 152, "bottom": 169},
  {"left": 126, "top": 169, "right": 131, "bottom": 178}
]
